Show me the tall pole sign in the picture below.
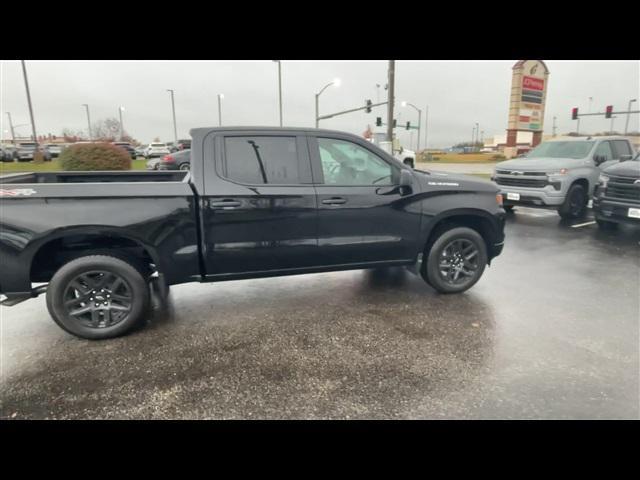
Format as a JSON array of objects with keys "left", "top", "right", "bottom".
[{"left": 505, "top": 60, "right": 549, "bottom": 158}]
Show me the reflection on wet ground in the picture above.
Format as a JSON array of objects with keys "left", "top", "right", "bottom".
[{"left": 1, "top": 207, "right": 638, "bottom": 419}]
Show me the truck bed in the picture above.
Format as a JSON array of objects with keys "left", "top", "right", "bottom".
[{"left": 0, "top": 170, "right": 188, "bottom": 184}]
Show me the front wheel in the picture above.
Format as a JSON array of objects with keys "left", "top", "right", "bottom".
[
  {"left": 558, "top": 184, "right": 587, "bottom": 219},
  {"left": 46, "top": 255, "right": 150, "bottom": 340},
  {"left": 422, "top": 226, "right": 488, "bottom": 293}
]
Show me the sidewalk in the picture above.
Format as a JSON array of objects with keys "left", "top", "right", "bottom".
[{"left": 415, "top": 162, "right": 495, "bottom": 175}]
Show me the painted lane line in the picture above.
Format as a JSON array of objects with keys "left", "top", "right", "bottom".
[{"left": 571, "top": 221, "right": 596, "bottom": 228}]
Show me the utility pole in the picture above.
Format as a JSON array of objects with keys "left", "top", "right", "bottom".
[
  {"left": 625, "top": 99, "right": 637, "bottom": 135},
  {"left": 217, "top": 93, "right": 224, "bottom": 126},
  {"left": 167, "top": 89, "right": 178, "bottom": 144},
  {"left": 273, "top": 61, "right": 283, "bottom": 126},
  {"left": 424, "top": 105, "right": 429, "bottom": 150},
  {"left": 552, "top": 116, "right": 557, "bottom": 137},
  {"left": 82, "top": 104, "right": 92, "bottom": 141},
  {"left": 118, "top": 106, "right": 125, "bottom": 141},
  {"left": 6, "top": 112, "right": 16, "bottom": 144},
  {"left": 576, "top": 117, "right": 580, "bottom": 135},
  {"left": 386, "top": 60, "right": 395, "bottom": 142},
  {"left": 21, "top": 60, "right": 37, "bottom": 143}
]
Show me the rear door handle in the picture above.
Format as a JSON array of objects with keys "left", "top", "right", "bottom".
[
  {"left": 322, "top": 197, "right": 347, "bottom": 205},
  {"left": 210, "top": 199, "right": 242, "bottom": 209}
]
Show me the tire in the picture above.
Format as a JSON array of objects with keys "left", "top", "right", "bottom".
[
  {"left": 558, "top": 184, "right": 587, "bottom": 219},
  {"left": 422, "top": 226, "right": 488, "bottom": 294},
  {"left": 596, "top": 218, "right": 618, "bottom": 230},
  {"left": 46, "top": 255, "right": 150, "bottom": 340},
  {"left": 179, "top": 163, "right": 190, "bottom": 171}
]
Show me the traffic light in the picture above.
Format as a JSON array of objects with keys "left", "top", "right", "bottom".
[
  {"left": 365, "top": 99, "right": 372, "bottom": 113},
  {"left": 605, "top": 105, "right": 613, "bottom": 119},
  {"left": 571, "top": 107, "right": 578, "bottom": 120},
  {"left": 376, "top": 117, "right": 382, "bottom": 127},
  {"left": 393, "top": 119, "right": 397, "bottom": 128},
  {"left": 406, "top": 121, "right": 411, "bottom": 130}
]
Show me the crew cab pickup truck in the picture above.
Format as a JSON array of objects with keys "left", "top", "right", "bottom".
[
  {"left": 593, "top": 152, "right": 640, "bottom": 229},
  {"left": 0, "top": 127, "right": 505, "bottom": 340},
  {"left": 493, "top": 136, "right": 636, "bottom": 219}
]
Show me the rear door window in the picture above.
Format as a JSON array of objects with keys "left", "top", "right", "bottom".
[
  {"left": 223, "top": 136, "right": 300, "bottom": 184},
  {"left": 612, "top": 140, "right": 632, "bottom": 159}
]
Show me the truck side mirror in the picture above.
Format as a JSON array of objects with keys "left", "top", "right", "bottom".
[
  {"left": 593, "top": 154, "right": 606, "bottom": 165},
  {"left": 399, "top": 169, "right": 413, "bottom": 195}
]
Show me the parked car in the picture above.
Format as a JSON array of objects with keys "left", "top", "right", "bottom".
[
  {"left": 593, "top": 152, "right": 640, "bottom": 229},
  {"left": 145, "top": 143, "right": 170, "bottom": 158},
  {"left": 177, "top": 139, "right": 191, "bottom": 150},
  {"left": 146, "top": 157, "right": 161, "bottom": 170},
  {"left": 493, "top": 136, "right": 636, "bottom": 219},
  {"left": 112, "top": 142, "right": 137, "bottom": 159},
  {"left": 0, "top": 127, "right": 505, "bottom": 339},
  {"left": 44, "top": 143, "right": 64, "bottom": 158},
  {"left": 135, "top": 145, "right": 148, "bottom": 158},
  {"left": 1, "top": 144, "right": 18, "bottom": 162},
  {"left": 15, "top": 142, "right": 52, "bottom": 162},
  {"left": 158, "top": 149, "right": 191, "bottom": 170}
]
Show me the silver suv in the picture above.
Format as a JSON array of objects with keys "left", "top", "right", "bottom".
[{"left": 493, "top": 137, "right": 636, "bottom": 219}]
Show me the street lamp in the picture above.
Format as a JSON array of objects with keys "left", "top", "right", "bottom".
[
  {"left": 81, "top": 104, "right": 92, "bottom": 141},
  {"left": 118, "top": 106, "right": 125, "bottom": 141},
  {"left": 273, "top": 61, "right": 283, "bottom": 126},
  {"left": 6, "top": 112, "right": 16, "bottom": 144},
  {"left": 315, "top": 78, "right": 340, "bottom": 128},
  {"left": 218, "top": 93, "right": 224, "bottom": 126},
  {"left": 625, "top": 98, "right": 637, "bottom": 135},
  {"left": 401, "top": 101, "right": 422, "bottom": 151},
  {"left": 166, "top": 89, "right": 178, "bottom": 145}
]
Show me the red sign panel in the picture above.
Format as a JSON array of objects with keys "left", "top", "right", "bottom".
[
  {"left": 519, "top": 116, "right": 530, "bottom": 122},
  {"left": 522, "top": 75, "right": 544, "bottom": 91}
]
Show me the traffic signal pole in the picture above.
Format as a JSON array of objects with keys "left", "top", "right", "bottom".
[
  {"left": 316, "top": 101, "right": 388, "bottom": 122},
  {"left": 387, "top": 60, "right": 395, "bottom": 142}
]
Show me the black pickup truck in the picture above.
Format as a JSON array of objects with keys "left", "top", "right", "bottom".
[
  {"left": 593, "top": 152, "right": 640, "bottom": 229},
  {"left": 0, "top": 127, "right": 506, "bottom": 339}
]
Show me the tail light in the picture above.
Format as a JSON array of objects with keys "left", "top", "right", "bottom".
[{"left": 162, "top": 155, "right": 175, "bottom": 163}]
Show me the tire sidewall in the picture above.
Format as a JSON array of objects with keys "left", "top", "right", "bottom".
[
  {"left": 46, "top": 255, "right": 150, "bottom": 340},
  {"left": 559, "top": 184, "right": 586, "bottom": 219},
  {"left": 423, "top": 227, "right": 488, "bottom": 294}
]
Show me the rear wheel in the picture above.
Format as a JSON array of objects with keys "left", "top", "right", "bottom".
[
  {"left": 558, "top": 184, "right": 587, "bottom": 219},
  {"left": 179, "top": 163, "right": 190, "bottom": 171},
  {"left": 422, "top": 226, "right": 488, "bottom": 293},
  {"left": 46, "top": 255, "right": 150, "bottom": 340}
]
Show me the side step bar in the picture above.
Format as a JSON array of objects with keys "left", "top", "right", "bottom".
[{"left": 0, "top": 285, "right": 48, "bottom": 306}]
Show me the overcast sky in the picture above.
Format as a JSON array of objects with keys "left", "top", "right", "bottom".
[{"left": 1, "top": 60, "right": 638, "bottom": 147}]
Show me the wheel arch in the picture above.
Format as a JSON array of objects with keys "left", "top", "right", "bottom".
[{"left": 29, "top": 229, "right": 161, "bottom": 284}]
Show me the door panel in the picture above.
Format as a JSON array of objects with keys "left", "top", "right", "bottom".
[
  {"left": 309, "top": 135, "right": 421, "bottom": 266},
  {"left": 201, "top": 134, "right": 317, "bottom": 276}
]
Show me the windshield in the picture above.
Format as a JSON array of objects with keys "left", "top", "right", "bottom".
[{"left": 526, "top": 141, "right": 595, "bottom": 159}]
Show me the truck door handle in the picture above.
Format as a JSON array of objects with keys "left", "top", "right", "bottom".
[
  {"left": 210, "top": 199, "right": 242, "bottom": 209},
  {"left": 322, "top": 197, "right": 347, "bottom": 205}
]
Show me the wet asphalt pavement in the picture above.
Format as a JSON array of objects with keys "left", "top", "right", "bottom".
[{"left": 1, "top": 207, "right": 639, "bottom": 419}]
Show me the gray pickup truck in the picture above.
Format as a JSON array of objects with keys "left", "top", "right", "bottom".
[{"left": 493, "top": 136, "right": 636, "bottom": 219}]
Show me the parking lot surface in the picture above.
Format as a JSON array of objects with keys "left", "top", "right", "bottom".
[{"left": 1, "top": 207, "right": 639, "bottom": 419}]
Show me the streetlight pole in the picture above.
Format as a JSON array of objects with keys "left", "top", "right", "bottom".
[
  {"left": 217, "top": 93, "right": 224, "bottom": 126},
  {"left": 387, "top": 60, "right": 395, "bottom": 142},
  {"left": 475, "top": 122, "right": 479, "bottom": 150},
  {"left": 6, "top": 112, "right": 16, "bottom": 144},
  {"left": 273, "top": 61, "right": 283, "bottom": 127},
  {"left": 82, "top": 104, "right": 92, "bottom": 141},
  {"left": 401, "top": 101, "right": 421, "bottom": 151},
  {"left": 118, "top": 106, "right": 125, "bottom": 141},
  {"left": 315, "top": 78, "right": 340, "bottom": 128},
  {"left": 167, "top": 89, "right": 178, "bottom": 145},
  {"left": 20, "top": 60, "right": 38, "bottom": 143},
  {"left": 625, "top": 99, "right": 637, "bottom": 135}
]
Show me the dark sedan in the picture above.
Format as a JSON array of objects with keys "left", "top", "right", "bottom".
[
  {"left": 158, "top": 149, "right": 191, "bottom": 170},
  {"left": 112, "top": 142, "right": 137, "bottom": 159}
]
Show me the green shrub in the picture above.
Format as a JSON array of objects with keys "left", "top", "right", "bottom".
[{"left": 59, "top": 142, "right": 131, "bottom": 171}]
